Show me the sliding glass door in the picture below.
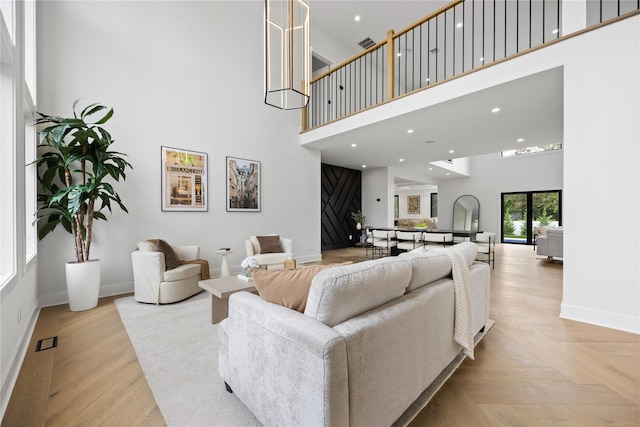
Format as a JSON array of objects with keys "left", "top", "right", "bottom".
[{"left": 501, "top": 191, "right": 562, "bottom": 244}]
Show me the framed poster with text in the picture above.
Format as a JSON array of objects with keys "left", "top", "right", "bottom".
[{"left": 161, "top": 146, "right": 208, "bottom": 212}]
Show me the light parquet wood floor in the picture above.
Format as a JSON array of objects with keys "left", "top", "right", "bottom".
[{"left": 3, "top": 244, "right": 639, "bottom": 426}]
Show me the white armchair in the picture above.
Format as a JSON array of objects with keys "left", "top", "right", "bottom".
[
  {"left": 537, "top": 227, "right": 563, "bottom": 261},
  {"left": 245, "top": 235, "right": 293, "bottom": 270},
  {"left": 131, "top": 241, "right": 204, "bottom": 304}
]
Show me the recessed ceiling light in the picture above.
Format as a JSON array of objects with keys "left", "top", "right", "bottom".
[
  {"left": 428, "top": 167, "right": 433, "bottom": 171},
  {"left": 491, "top": 107, "right": 500, "bottom": 113},
  {"left": 456, "top": 22, "right": 463, "bottom": 28},
  {"left": 351, "top": 143, "right": 357, "bottom": 147},
  {"left": 354, "top": 15, "right": 361, "bottom": 22},
  {"left": 399, "top": 158, "right": 404, "bottom": 162},
  {"left": 449, "top": 149, "right": 455, "bottom": 154},
  {"left": 446, "top": 173, "right": 451, "bottom": 176},
  {"left": 407, "top": 129, "right": 414, "bottom": 134},
  {"left": 517, "top": 138, "right": 524, "bottom": 143},
  {"left": 362, "top": 165, "right": 367, "bottom": 168}
]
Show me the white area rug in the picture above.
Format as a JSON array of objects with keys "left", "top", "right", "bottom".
[
  {"left": 116, "top": 292, "right": 494, "bottom": 427},
  {"left": 115, "top": 292, "right": 261, "bottom": 427}
]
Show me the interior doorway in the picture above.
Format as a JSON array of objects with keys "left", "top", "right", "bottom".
[{"left": 501, "top": 190, "right": 562, "bottom": 244}]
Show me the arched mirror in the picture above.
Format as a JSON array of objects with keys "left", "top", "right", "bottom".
[{"left": 453, "top": 195, "right": 480, "bottom": 231}]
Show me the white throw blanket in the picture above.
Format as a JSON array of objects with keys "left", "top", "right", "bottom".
[{"left": 433, "top": 247, "right": 475, "bottom": 359}]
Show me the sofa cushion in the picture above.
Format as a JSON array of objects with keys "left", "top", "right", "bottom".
[
  {"left": 251, "top": 263, "right": 351, "bottom": 312},
  {"left": 402, "top": 242, "right": 478, "bottom": 292},
  {"left": 256, "top": 235, "right": 283, "bottom": 254},
  {"left": 304, "top": 257, "right": 411, "bottom": 327},
  {"left": 156, "top": 239, "right": 181, "bottom": 270}
]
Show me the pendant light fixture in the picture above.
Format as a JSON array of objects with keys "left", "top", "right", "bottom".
[{"left": 264, "top": 0, "right": 310, "bottom": 110}]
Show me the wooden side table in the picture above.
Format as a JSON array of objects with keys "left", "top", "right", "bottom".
[{"left": 198, "top": 276, "right": 256, "bottom": 324}]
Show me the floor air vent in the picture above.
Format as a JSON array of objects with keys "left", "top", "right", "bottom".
[{"left": 36, "top": 336, "right": 58, "bottom": 352}]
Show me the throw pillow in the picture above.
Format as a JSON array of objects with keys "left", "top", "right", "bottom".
[
  {"left": 137, "top": 240, "right": 156, "bottom": 252},
  {"left": 251, "top": 262, "right": 351, "bottom": 312},
  {"left": 256, "top": 235, "right": 283, "bottom": 254},
  {"left": 155, "top": 239, "right": 181, "bottom": 270}
]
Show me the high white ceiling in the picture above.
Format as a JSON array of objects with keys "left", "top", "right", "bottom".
[
  {"left": 307, "top": 1, "right": 564, "bottom": 183},
  {"left": 311, "top": 0, "right": 450, "bottom": 56}
]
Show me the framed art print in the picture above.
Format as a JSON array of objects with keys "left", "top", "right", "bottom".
[
  {"left": 407, "top": 195, "right": 420, "bottom": 214},
  {"left": 226, "top": 156, "right": 260, "bottom": 212},
  {"left": 161, "top": 146, "right": 208, "bottom": 212}
]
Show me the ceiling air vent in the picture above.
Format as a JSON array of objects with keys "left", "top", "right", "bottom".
[{"left": 358, "top": 37, "right": 376, "bottom": 50}]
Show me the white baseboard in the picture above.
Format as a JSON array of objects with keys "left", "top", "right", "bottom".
[
  {"left": 295, "top": 253, "right": 323, "bottom": 264},
  {"left": 1, "top": 305, "right": 40, "bottom": 421},
  {"left": 40, "top": 281, "right": 134, "bottom": 307},
  {"left": 560, "top": 303, "right": 640, "bottom": 334}
]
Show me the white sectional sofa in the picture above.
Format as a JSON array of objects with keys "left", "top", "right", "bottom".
[{"left": 218, "top": 242, "right": 491, "bottom": 426}]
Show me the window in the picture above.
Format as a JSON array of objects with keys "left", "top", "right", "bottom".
[
  {"left": 1, "top": 6, "right": 15, "bottom": 285},
  {"left": 501, "top": 191, "right": 562, "bottom": 244},
  {"left": 394, "top": 195, "right": 399, "bottom": 219},
  {"left": 24, "top": 103, "right": 36, "bottom": 262},
  {"left": 501, "top": 142, "right": 562, "bottom": 157},
  {"left": 23, "top": 0, "right": 36, "bottom": 263},
  {"left": 430, "top": 193, "right": 438, "bottom": 217}
]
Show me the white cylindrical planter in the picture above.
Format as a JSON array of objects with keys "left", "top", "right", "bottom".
[{"left": 66, "top": 260, "right": 101, "bottom": 311}]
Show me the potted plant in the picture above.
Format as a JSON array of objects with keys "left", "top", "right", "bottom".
[
  {"left": 351, "top": 210, "right": 366, "bottom": 230},
  {"left": 34, "top": 100, "right": 132, "bottom": 311}
]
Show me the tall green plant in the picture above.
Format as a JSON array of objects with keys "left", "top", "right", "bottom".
[
  {"left": 34, "top": 100, "right": 132, "bottom": 263},
  {"left": 503, "top": 210, "right": 515, "bottom": 235}
]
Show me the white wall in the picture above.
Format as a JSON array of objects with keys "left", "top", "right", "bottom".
[
  {"left": 560, "top": 17, "right": 639, "bottom": 333},
  {"left": 362, "top": 167, "right": 393, "bottom": 227},
  {"left": 1, "top": 0, "right": 40, "bottom": 417},
  {"left": 395, "top": 189, "right": 435, "bottom": 219},
  {"left": 437, "top": 151, "right": 564, "bottom": 232},
  {"left": 36, "top": 0, "right": 322, "bottom": 306},
  {"left": 325, "top": 16, "right": 640, "bottom": 333}
]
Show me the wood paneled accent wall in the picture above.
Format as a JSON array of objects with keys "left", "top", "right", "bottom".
[{"left": 321, "top": 164, "right": 362, "bottom": 250}]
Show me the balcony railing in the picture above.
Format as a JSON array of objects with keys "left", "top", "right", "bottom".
[{"left": 303, "top": 0, "right": 640, "bottom": 131}]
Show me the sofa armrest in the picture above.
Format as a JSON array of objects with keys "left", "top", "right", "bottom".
[
  {"left": 131, "top": 251, "right": 165, "bottom": 303},
  {"left": 220, "top": 292, "right": 348, "bottom": 427},
  {"left": 280, "top": 237, "right": 293, "bottom": 254},
  {"left": 244, "top": 239, "right": 256, "bottom": 256}
]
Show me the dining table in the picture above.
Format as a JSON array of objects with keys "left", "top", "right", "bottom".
[{"left": 366, "top": 226, "right": 479, "bottom": 241}]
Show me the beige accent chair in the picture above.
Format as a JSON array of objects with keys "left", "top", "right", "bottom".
[
  {"left": 245, "top": 235, "right": 293, "bottom": 270},
  {"left": 131, "top": 241, "right": 203, "bottom": 304}
]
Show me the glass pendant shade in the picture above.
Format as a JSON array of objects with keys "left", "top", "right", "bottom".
[{"left": 265, "top": 0, "right": 310, "bottom": 110}]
